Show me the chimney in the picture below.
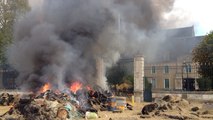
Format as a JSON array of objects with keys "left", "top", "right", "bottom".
[{"left": 134, "top": 55, "right": 144, "bottom": 102}]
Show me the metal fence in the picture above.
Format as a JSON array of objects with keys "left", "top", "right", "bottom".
[{"left": 0, "top": 64, "right": 18, "bottom": 89}]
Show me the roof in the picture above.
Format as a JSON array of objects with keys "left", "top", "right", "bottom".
[
  {"left": 165, "top": 26, "right": 195, "bottom": 38},
  {"left": 155, "top": 35, "right": 204, "bottom": 63}
]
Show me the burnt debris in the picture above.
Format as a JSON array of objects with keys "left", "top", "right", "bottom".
[{"left": 0, "top": 88, "right": 131, "bottom": 120}]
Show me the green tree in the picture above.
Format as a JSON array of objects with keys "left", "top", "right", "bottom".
[
  {"left": 106, "top": 65, "right": 126, "bottom": 88},
  {"left": 123, "top": 75, "right": 134, "bottom": 86},
  {"left": 0, "top": 0, "right": 30, "bottom": 64},
  {"left": 196, "top": 77, "right": 212, "bottom": 90},
  {"left": 192, "top": 31, "right": 213, "bottom": 89}
]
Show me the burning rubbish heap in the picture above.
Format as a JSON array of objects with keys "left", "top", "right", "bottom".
[
  {"left": 0, "top": 91, "right": 100, "bottom": 119},
  {"left": 0, "top": 82, "right": 132, "bottom": 120}
]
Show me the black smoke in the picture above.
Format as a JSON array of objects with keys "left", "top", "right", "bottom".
[{"left": 7, "top": 0, "right": 175, "bottom": 91}]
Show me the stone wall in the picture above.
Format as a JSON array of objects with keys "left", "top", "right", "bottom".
[{"left": 152, "top": 91, "right": 213, "bottom": 101}]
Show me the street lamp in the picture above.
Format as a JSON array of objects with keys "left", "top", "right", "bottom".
[
  {"left": 183, "top": 61, "right": 189, "bottom": 79},
  {"left": 182, "top": 61, "right": 189, "bottom": 91},
  {"left": 182, "top": 61, "right": 189, "bottom": 79}
]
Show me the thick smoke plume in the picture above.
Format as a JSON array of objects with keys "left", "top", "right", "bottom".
[{"left": 8, "top": 0, "right": 175, "bottom": 91}]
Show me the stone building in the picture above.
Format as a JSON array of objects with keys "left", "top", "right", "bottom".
[
  {"left": 144, "top": 61, "right": 199, "bottom": 91},
  {"left": 144, "top": 26, "right": 203, "bottom": 91},
  {"left": 118, "top": 26, "right": 204, "bottom": 91}
]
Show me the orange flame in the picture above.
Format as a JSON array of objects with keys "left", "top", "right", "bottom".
[
  {"left": 40, "top": 83, "right": 51, "bottom": 93},
  {"left": 70, "top": 81, "right": 82, "bottom": 94},
  {"left": 86, "top": 86, "right": 92, "bottom": 91}
]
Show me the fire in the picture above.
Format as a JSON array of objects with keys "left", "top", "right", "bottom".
[
  {"left": 86, "top": 86, "right": 92, "bottom": 91},
  {"left": 40, "top": 83, "right": 51, "bottom": 93},
  {"left": 70, "top": 81, "right": 82, "bottom": 94}
]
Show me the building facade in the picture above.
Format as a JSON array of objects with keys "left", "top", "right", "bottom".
[
  {"left": 118, "top": 26, "right": 204, "bottom": 91},
  {"left": 144, "top": 26, "right": 202, "bottom": 91},
  {"left": 144, "top": 61, "right": 199, "bottom": 91}
]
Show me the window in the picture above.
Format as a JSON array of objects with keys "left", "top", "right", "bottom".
[
  {"left": 187, "top": 64, "right": 192, "bottom": 73},
  {"left": 151, "top": 78, "right": 156, "bottom": 88},
  {"left": 164, "top": 79, "right": 169, "bottom": 89},
  {"left": 164, "top": 65, "right": 169, "bottom": 73},
  {"left": 151, "top": 66, "right": 156, "bottom": 74},
  {"left": 184, "top": 64, "right": 192, "bottom": 73}
]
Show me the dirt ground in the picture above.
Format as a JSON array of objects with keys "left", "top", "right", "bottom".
[
  {"left": 81, "top": 101, "right": 212, "bottom": 120},
  {"left": 94, "top": 103, "right": 164, "bottom": 120},
  {"left": 0, "top": 106, "right": 12, "bottom": 116},
  {"left": 0, "top": 102, "right": 154, "bottom": 120},
  {"left": 91, "top": 102, "right": 147, "bottom": 120},
  {"left": 1, "top": 100, "right": 213, "bottom": 120}
]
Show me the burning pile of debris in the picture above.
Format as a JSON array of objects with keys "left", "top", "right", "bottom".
[
  {"left": 141, "top": 95, "right": 213, "bottom": 120},
  {"left": 0, "top": 91, "right": 76, "bottom": 119},
  {"left": 0, "top": 82, "right": 132, "bottom": 119}
]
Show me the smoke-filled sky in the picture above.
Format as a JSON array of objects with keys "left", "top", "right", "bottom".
[
  {"left": 8, "top": 0, "right": 212, "bottom": 91},
  {"left": 29, "top": 0, "right": 213, "bottom": 36},
  {"left": 162, "top": 0, "right": 213, "bottom": 36}
]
